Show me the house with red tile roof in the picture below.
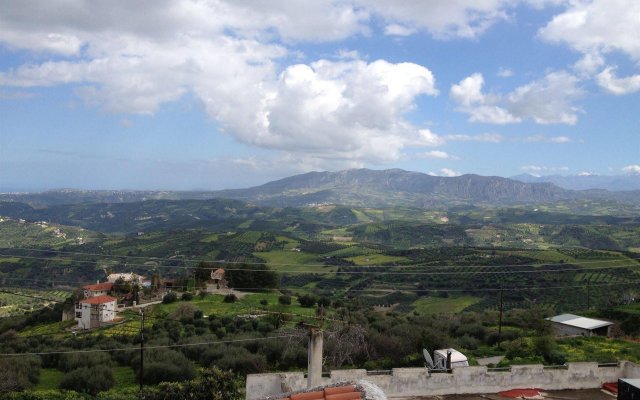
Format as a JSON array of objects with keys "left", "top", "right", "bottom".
[
  {"left": 82, "top": 282, "right": 113, "bottom": 299},
  {"left": 75, "top": 295, "right": 117, "bottom": 329},
  {"left": 257, "top": 381, "right": 386, "bottom": 400}
]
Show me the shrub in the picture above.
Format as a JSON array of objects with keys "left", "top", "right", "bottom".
[
  {"left": 259, "top": 299, "right": 268, "bottom": 306},
  {"left": 0, "top": 355, "right": 41, "bottom": 393},
  {"left": 58, "top": 351, "right": 112, "bottom": 372},
  {"left": 181, "top": 292, "right": 194, "bottom": 301},
  {"left": 162, "top": 292, "right": 178, "bottom": 304},
  {"left": 278, "top": 295, "right": 291, "bottom": 305},
  {"left": 131, "top": 348, "right": 196, "bottom": 385},
  {"left": 59, "top": 365, "right": 115, "bottom": 396},
  {"left": 297, "top": 294, "right": 317, "bottom": 308},
  {"left": 223, "top": 294, "right": 237, "bottom": 303}
]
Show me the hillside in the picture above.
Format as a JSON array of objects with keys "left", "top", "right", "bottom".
[
  {"left": 4, "top": 169, "right": 640, "bottom": 209},
  {"left": 210, "top": 169, "right": 577, "bottom": 207}
]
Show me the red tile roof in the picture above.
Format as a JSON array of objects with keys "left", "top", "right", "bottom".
[
  {"left": 265, "top": 384, "right": 362, "bottom": 400},
  {"left": 80, "top": 295, "right": 117, "bottom": 304},
  {"left": 83, "top": 282, "right": 113, "bottom": 291}
]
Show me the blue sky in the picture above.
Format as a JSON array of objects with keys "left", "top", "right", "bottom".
[{"left": 1, "top": 0, "right": 639, "bottom": 191}]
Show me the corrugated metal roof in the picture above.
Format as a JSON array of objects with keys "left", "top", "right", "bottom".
[{"left": 548, "top": 314, "right": 613, "bottom": 330}]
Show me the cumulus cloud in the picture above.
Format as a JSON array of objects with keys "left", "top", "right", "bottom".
[
  {"left": 421, "top": 150, "right": 456, "bottom": 160},
  {"left": 445, "top": 133, "right": 503, "bottom": 143},
  {"left": 0, "top": 1, "right": 451, "bottom": 167},
  {"left": 254, "top": 59, "right": 439, "bottom": 163},
  {"left": 428, "top": 168, "right": 462, "bottom": 177},
  {"left": 450, "top": 71, "right": 583, "bottom": 125},
  {"left": 539, "top": 0, "right": 640, "bottom": 61},
  {"left": 525, "top": 135, "right": 573, "bottom": 143},
  {"left": 596, "top": 68, "right": 640, "bottom": 95},
  {"left": 357, "top": 0, "right": 512, "bottom": 39},
  {"left": 622, "top": 165, "right": 640, "bottom": 174},
  {"left": 521, "top": 165, "right": 570, "bottom": 173}
]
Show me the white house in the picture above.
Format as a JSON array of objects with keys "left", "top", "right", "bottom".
[
  {"left": 82, "top": 282, "right": 113, "bottom": 299},
  {"left": 75, "top": 295, "right": 117, "bottom": 329},
  {"left": 107, "top": 272, "right": 145, "bottom": 283}
]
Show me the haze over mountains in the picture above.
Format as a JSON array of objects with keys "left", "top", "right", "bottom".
[
  {"left": 2, "top": 169, "right": 640, "bottom": 209},
  {"left": 511, "top": 173, "right": 640, "bottom": 191}
]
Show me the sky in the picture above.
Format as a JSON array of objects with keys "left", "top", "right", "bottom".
[{"left": 0, "top": 0, "right": 639, "bottom": 191}]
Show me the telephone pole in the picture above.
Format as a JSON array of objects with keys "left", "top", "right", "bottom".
[
  {"left": 498, "top": 289, "right": 504, "bottom": 348},
  {"left": 139, "top": 309, "right": 145, "bottom": 393}
]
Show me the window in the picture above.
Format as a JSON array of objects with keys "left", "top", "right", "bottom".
[{"left": 75, "top": 312, "right": 82, "bottom": 318}]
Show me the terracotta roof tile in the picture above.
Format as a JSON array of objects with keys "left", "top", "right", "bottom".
[
  {"left": 83, "top": 282, "right": 113, "bottom": 291},
  {"left": 264, "top": 383, "right": 364, "bottom": 400}
]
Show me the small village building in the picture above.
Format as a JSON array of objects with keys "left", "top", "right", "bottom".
[
  {"left": 82, "top": 282, "right": 113, "bottom": 299},
  {"left": 107, "top": 272, "right": 145, "bottom": 284},
  {"left": 206, "top": 268, "right": 229, "bottom": 292},
  {"left": 547, "top": 313, "right": 613, "bottom": 337},
  {"left": 75, "top": 295, "right": 117, "bottom": 329}
]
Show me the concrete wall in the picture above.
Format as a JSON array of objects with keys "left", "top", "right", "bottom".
[{"left": 247, "top": 361, "right": 639, "bottom": 399}]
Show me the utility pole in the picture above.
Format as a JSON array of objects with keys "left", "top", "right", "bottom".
[
  {"left": 139, "top": 309, "right": 145, "bottom": 393},
  {"left": 306, "top": 305, "right": 325, "bottom": 388},
  {"left": 498, "top": 289, "right": 504, "bottom": 348}
]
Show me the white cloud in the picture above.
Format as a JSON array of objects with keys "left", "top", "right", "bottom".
[
  {"left": 524, "top": 135, "right": 573, "bottom": 143},
  {"left": 253, "top": 59, "right": 440, "bottom": 163},
  {"left": 521, "top": 165, "right": 570, "bottom": 173},
  {"left": 428, "top": 168, "right": 462, "bottom": 177},
  {"left": 0, "top": 1, "right": 450, "bottom": 167},
  {"left": 578, "top": 171, "right": 596, "bottom": 176},
  {"left": 622, "top": 165, "right": 640, "bottom": 175},
  {"left": 539, "top": 0, "right": 640, "bottom": 61},
  {"left": 358, "top": 0, "right": 511, "bottom": 39},
  {"left": 445, "top": 133, "right": 503, "bottom": 143},
  {"left": 422, "top": 150, "right": 456, "bottom": 159},
  {"left": 440, "top": 168, "right": 462, "bottom": 177},
  {"left": 497, "top": 67, "right": 513, "bottom": 77},
  {"left": 596, "top": 67, "right": 640, "bottom": 95},
  {"left": 384, "top": 24, "right": 416, "bottom": 36},
  {"left": 450, "top": 71, "right": 583, "bottom": 125}
]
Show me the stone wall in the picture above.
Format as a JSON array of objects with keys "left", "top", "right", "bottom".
[{"left": 246, "top": 361, "right": 640, "bottom": 399}]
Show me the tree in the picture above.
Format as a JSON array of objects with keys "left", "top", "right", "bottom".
[
  {"left": 132, "top": 348, "right": 196, "bottom": 385},
  {"left": 59, "top": 365, "right": 115, "bottom": 396},
  {"left": 0, "top": 356, "right": 41, "bottom": 393},
  {"left": 297, "top": 294, "right": 316, "bottom": 308},
  {"left": 226, "top": 263, "right": 277, "bottom": 290}
]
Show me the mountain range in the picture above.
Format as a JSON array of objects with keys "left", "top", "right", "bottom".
[{"left": 2, "top": 168, "right": 640, "bottom": 209}]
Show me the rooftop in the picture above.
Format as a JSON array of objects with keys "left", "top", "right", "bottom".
[
  {"left": 547, "top": 313, "right": 613, "bottom": 330},
  {"left": 83, "top": 282, "right": 113, "bottom": 291}
]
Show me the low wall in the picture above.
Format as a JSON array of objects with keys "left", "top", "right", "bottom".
[{"left": 247, "top": 361, "right": 640, "bottom": 399}]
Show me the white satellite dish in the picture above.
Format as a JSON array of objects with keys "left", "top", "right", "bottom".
[{"left": 423, "top": 348, "right": 435, "bottom": 369}]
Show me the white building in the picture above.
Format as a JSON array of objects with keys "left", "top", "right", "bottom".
[
  {"left": 107, "top": 272, "right": 145, "bottom": 283},
  {"left": 547, "top": 313, "right": 613, "bottom": 337},
  {"left": 75, "top": 295, "right": 117, "bottom": 329}
]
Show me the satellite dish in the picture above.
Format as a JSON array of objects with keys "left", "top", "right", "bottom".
[{"left": 423, "top": 348, "right": 434, "bottom": 369}]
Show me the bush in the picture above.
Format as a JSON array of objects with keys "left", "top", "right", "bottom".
[
  {"left": 0, "top": 355, "right": 41, "bottom": 393},
  {"left": 278, "top": 295, "right": 291, "bottom": 305},
  {"left": 58, "top": 351, "right": 112, "bottom": 372},
  {"left": 297, "top": 294, "right": 317, "bottom": 308},
  {"left": 181, "top": 292, "right": 194, "bottom": 301},
  {"left": 259, "top": 299, "right": 268, "bottom": 306},
  {"left": 59, "top": 365, "right": 115, "bottom": 396},
  {"left": 132, "top": 348, "right": 196, "bottom": 385},
  {"left": 162, "top": 292, "right": 178, "bottom": 304},
  {"left": 223, "top": 294, "right": 237, "bottom": 303}
]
